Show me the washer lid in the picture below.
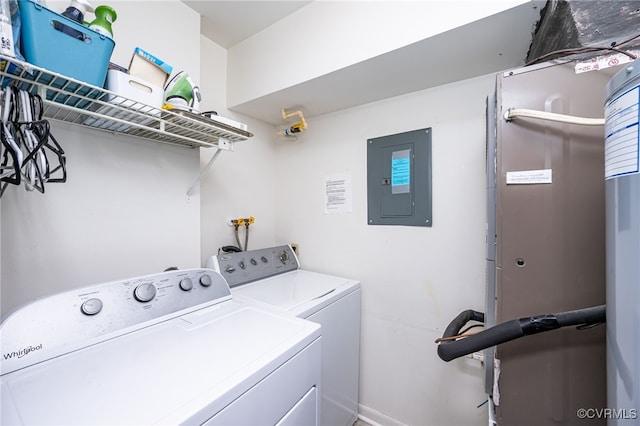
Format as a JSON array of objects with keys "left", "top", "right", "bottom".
[
  {"left": 232, "top": 270, "right": 358, "bottom": 313},
  {"left": 1, "top": 302, "right": 320, "bottom": 425}
]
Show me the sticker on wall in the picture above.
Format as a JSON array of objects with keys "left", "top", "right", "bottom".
[
  {"left": 506, "top": 169, "right": 552, "bottom": 184},
  {"left": 324, "top": 172, "right": 352, "bottom": 214}
]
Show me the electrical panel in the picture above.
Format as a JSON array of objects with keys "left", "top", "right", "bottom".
[{"left": 367, "top": 128, "right": 432, "bottom": 226}]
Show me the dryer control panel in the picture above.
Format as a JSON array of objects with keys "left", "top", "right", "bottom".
[
  {"left": 0, "top": 269, "right": 231, "bottom": 375},
  {"left": 207, "top": 245, "right": 299, "bottom": 288}
]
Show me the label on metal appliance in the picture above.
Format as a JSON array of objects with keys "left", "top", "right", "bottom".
[{"left": 605, "top": 85, "right": 640, "bottom": 179}]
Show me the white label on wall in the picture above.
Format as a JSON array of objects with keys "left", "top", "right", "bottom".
[
  {"left": 506, "top": 169, "right": 552, "bottom": 185},
  {"left": 604, "top": 85, "right": 639, "bottom": 179},
  {"left": 324, "top": 172, "right": 352, "bottom": 214}
]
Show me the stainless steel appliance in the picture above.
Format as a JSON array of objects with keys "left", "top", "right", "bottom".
[
  {"left": 439, "top": 61, "right": 617, "bottom": 425},
  {"left": 604, "top": 59, "right": 640, "bottom": 425}
]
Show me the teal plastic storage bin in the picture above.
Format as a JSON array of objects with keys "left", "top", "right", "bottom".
[{"left": 18, "top": 0, "right": 115, "bottom": 87}]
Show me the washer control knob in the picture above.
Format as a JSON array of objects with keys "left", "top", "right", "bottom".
[
  {"left": 200, "top": 275, "right": 213, "bottom": 287},
  {"left": 81, "top": 298, "right": 103, "bottom": 316},
  {"left": 279, "top": 251, "right": 290, "bottom": 264},
  {"left": 239, "top": 261, "right": 246, "bottom": 269},
  {"left": 261, "top": 256, "right": 268, "bottom": 263},
  {"left": 179, "top": 278, "right": 193, "bottom": 291},
  {"left": 225, "top": 265, "right": 236, "bottom": 273},
  {"left": 250, "top": 258, "right": 257, "bottom": 265},
  {"left": 134, "top": 283, "right": 157, "bottom": 303}
]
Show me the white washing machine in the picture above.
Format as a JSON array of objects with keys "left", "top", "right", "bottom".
[
  {"left": 0, "top": 268, "right": 321, "bottom": 425},
  {"left": 207, "top": 245, "right": 360, "bottom": 426}
]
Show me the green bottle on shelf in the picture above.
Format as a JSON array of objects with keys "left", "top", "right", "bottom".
[{"left": 89, "top": 5, "right": 116, "bottom": 38}]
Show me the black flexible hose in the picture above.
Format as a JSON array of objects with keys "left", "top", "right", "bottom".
[
  {"left": 555, "top": 305, "right": 606, "bottom": 327},
  {"left": 438, "top": 318, "right": 525, "bottom": 362},
  {"left": 441, "top": 309, "right": 485, "bottom": 338},
  {"left": 437, "top": 305, "right": 605, "bottom": 362}
]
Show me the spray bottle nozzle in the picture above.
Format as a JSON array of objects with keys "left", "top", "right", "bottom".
[{"left": 69, "top": 0, "right": 95, "bottom": 15}]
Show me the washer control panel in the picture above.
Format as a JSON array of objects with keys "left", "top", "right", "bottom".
[
  {"left": 0, "top": 269, "right": 231, "bottom": 375},
  {"left": 207, "top": 245, "right": 299, "bottom": 288}
]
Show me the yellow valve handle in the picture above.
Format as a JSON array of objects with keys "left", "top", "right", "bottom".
[{"left": 231, "top": 216, "right": 254, "bottom": 226}]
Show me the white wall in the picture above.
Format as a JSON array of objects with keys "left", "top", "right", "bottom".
[
  {"left": 198, "top": 36, "right": 279, "bottom": 264},
  {"left": 273, "top": 73, "right": 495, "bottom": 426},
  {"left": 46, "top": 0, "right": 202, "bottom": 83},
  {"left": 227, "top": 0, "right": 528, "bottom": 107},
  {"left": 1, "top": 2, "right": 500, "bottom": 425},
  {"left": 0, "top": 1, "right": 203, "bottom": 315}
]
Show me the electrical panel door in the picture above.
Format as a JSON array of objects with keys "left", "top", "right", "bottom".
[{"left": 367, "top": 128, "right": 432, "bottom": 227}]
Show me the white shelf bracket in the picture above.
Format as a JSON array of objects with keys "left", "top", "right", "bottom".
[
  {"left": 217, "top": 137, "right": 234, "bottom": 151},
  {"left": 186, "top": 147, "right": 224, "bottom": 197}
]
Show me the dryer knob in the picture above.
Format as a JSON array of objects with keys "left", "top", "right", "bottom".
[
  {"left": 200, "top": 275, "right": 213, "bottom": 287},
  {"left": 179, "top": 278, "right": 193, "bottom": 291},
  {"left": 134, "top": 283, "right": 157, "bottom": 303},
  {"left": 81, "top": 298, "right": 103, "bottom": 315}
]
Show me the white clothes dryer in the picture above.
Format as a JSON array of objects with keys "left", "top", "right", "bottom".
[
  {"left": 207, "top": 245, "right": 360, "bottom": 426},
  {"left": 1, "top": 268, "right": 321, "bottom": 425}
]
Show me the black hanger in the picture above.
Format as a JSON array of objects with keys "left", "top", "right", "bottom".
[
  {"left": 0, "top": 87, "right": 22, "bottom": 196},
  {"left": 0, "top": 87, "right": 68, "bottom": 197}
]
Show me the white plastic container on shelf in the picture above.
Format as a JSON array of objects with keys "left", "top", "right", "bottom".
[
  {"left": 82, "top": 70, "right": 163, "bottom": 132},
  {"left": 106, "top": 69, "right": 163, "bottom": 108}
]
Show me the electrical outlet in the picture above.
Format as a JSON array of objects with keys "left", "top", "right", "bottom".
[{"left": 290, "top": 243, "right": 299, "bottom": 255}]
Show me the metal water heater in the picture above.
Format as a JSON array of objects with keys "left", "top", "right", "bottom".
[{"left": 605, "top": 59, "right": 640, "bottom": 425}]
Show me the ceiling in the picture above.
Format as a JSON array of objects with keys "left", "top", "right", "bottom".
[
  {"left": 181, "top": 1, "right": 312, "bottom": 49},
  {"left": 178, "top": 1, "right": 640, "bottom": 125},
  {"left": 183, "top": 1, "right": 545, "bottom": 124}
]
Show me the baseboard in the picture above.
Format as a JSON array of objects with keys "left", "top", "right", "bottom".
[{"left": 358, "top": 404, "right": 407, "bottom": 426}]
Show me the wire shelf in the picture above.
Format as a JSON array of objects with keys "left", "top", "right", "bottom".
[{"left": 0, "top": 56, "right": 253, "bottom": 149}]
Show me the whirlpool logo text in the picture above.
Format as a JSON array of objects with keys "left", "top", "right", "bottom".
[{"left": 3, "top": 344, "right": 43, "bottom": 360}]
